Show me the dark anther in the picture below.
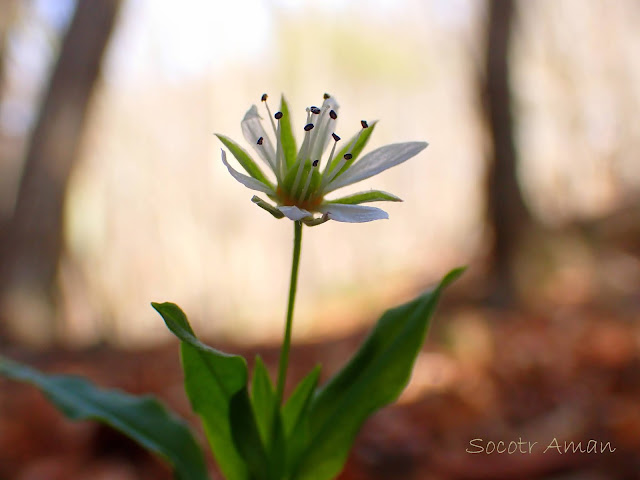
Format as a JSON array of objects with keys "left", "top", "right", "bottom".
[
  {"left": 312, "top": 159, "right": 319, "bottom": 167},
  {"left": 344, "top": 153, "right": 353, "bottom": 160},
  {"left": 275, "top": 111, "right": 283, "bottom": 120},
  {"left": 324, "top": 93, "right": 331, "bottom": 99},
  {"left": 304, "top": 123, "right": 315, "bottom": 131},
  {"left": 257, "top": 137, "right": 264, "bottom": 145},
  {"left": 261, "top": 93, "right": 268, "bottom": 102},
  {"left": 310, "top": 106, "right": 321, "bottom": 114},
  {"left": 361, "top": 120, "right": 369, "bottom": 128},
  {"left": 329, "top": 110, "right": 337, "bottom": 120},
  {"left": 332, "top": 133, "right": 341, "bottom": 142}
]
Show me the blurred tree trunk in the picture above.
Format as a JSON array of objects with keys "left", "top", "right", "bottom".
[
  {"left": 482, "top": 0, "right": 533, "bottom": 305},
  {"left": 0, "top": 0, "right": 122, "bottom": 345}
]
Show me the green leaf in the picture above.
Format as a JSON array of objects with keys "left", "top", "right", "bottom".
[
  {"left": 328, "top": 121, "right": 377, "bottom": 177},
  {"left": 325, "top": 190, "right": 402, "bottom": 205},
  {"left": 250, "top": 357, "right": 287, "bottom": 480},
  {"left": 251, "top": 356, "right": 277, "bottom": 446},
  {"left": 282, "top": 366, "right": 321, "bottom": 476},
  {"left": 279, "top": 95, "right": 298, "bottom": 169},
  {"left": 0, "top": 356, "right": 208, "bottom": 480},
  {"left": 229, "top": 387, "right": 270, "bottom": 480},
  {"left": 217, "top": 134, "right": 275, "bottom": 189},
  {"left": 294, "top": 267, "right": 465, "bottom": 480},
  {"left": 153, "top": 302, "right": 249, "bottom": 480},
  {"left": 282, "top": 365, "right": 321, "bottom": 438}
]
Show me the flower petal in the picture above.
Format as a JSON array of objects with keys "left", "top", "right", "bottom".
[
  {"left": 325, "top": 141, "right": 428, "bottom": 193},
  {"left": 309, "top": 96, "right": 340, "bottom": 161},
  {"left": 216, "top": 134, "right": 274, "bottom": 188},
  {"left": 241, "top": 105, "right": 277, "bottom": 173},
  {"left": 318, "top": 203, "right": 389, "bottom": 223},
  {"left": 221, "top": 150, "right": 275, "bottom": 194},
  {"left": 325, "top": 189, "right": 402, "bottom": 205},
  {"left": 277, "top": 205, "right": 312, "bottom": 221}
]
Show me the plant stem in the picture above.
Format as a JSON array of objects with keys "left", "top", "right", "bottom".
[{"left": 276, "top": 220, "right": 303, "bottom": 405}]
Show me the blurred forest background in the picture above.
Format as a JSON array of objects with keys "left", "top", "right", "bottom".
[{"left": 1, "top": 0, "right": 640, "bottom": 479}]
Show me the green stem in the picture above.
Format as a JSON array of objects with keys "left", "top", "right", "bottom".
[{"left": 276, "top": 220, "right": 303, "bottom": 405}]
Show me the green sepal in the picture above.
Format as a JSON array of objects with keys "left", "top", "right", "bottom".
[
  {"left": 328, "top": 120, "right": 378, "bottom": 177},
  {"left": 152, "top": 301, "right": 250, "bottom": 480},
  {"left": 294, "top": 267, "right": 465, "bottom": 480},
  {"left": 217, "top": 134, "right": 275, "bottom": 189},
  {"left": 0, "top": 356, "right": 209, "bottom": 480},
  {"left": 279, "top": 95, "right": 298, "bottom": 169},
  {"left": 252, "top": 195, "right": 285, "bottom": 219},
  {"left": 325, "top": 190, "right": 402, "bottom": 205}
]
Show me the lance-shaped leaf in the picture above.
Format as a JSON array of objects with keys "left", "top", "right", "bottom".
[
  {"left": 282, "top": 366, "right": 321, "bottom": 476},
  {"left": 293, "top": 267, "right": 465, "bottom": 480},
  {"left": 229, "top": 387, "right": 270, "bottom": 480},
  {"left": 0, "top": 356, "right": 209, "bottom": 480},
  {"left": 153, "top": 302, "right": 249, "bottom": 480}
]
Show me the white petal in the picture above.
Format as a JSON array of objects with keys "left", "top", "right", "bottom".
[
  {"left": 309, "top": 96, "right": 339, "bottom": 161},
  {"left": 221, "top": 150, "right": 274, "bottom": 194},
  {"left": 324, "top": 142, "right": 428, "bottom": 193},
  {"left": 318, "top": 203, "right": 389, "bottom": 223},
  {"left": 241, "top": 105, "right": 277, "bottom": 173},
  {"left": 277, "top": 205, "right": 312, "bottom": 221}
]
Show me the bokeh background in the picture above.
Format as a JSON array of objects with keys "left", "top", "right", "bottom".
[{"left": 1, "top": 0, "right": 639, "bottom": 479}]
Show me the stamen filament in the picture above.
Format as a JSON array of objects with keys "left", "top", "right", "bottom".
[
  {"left": 275, "top": 118, "right": 284, "bottom": 182},
  {"left": 299, "top": 160, "right": 318, "bottom": 201},
  {"left": 298, "top": 112, "right": 314, "bottom": 162},
  {"left": 320, "top": 133, "right": 341, "bottom": 186},
  {"left": 262, "top": 94, "right": 278, "bottom": 139},
  {"left": 290, "top": 158, "right": 307, "bottom": 196},
  {"left": 323, "top": 154, "right": 350, "bottom": 187}
]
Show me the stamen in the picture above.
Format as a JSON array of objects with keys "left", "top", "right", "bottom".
[
  {"left": 300, "top": 160, "right": 319, "bottom": 200},
  {"left": 261, "top": 93, "right": 268, "bottom": 102},
  {"left": 274, "top": 115, "right": 285, "bottom": 181},
  {"left": 257, "top": 137, "right": 264, "bottom": 145},
  {"left": 330, "top": 110, "right": 337, "bottom": 120},
  {"left": 323, "top": 153, "right": 350, "bottom": 186},
  {"left": 310, "top": 106, "right": 321, "bottom": 115},
  {"left": 320, "top": 133, "right": 341, "bottom": 185},
  {"left": 290, "top": 159, "right": 308, "bottom": 198},
  {"left": 297, "top": 111, "right": 314, "bottom": 162},
  {"left": 344, "top": 121, "right": 368, "bottom": 158},
  {"left": 262, "top": 95, "right": 278, "bottom": 139},
  {"left": 275, "top": 111, "right": 283, "bottom": 120},
  {"left": 304, "top": 123, "right": 315, "bottom": 131}
]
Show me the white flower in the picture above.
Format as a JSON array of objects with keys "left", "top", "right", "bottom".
[{"left": 216, "top": 93, "right": 428, "bottom": 225}]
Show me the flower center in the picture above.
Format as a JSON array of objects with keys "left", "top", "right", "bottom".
[{"left": 259, "top": 92, "right": 370, "bottom": 212}]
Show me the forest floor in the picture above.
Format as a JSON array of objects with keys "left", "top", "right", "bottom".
[{"left": 1, "top": 300, "right": 640, "bottom": 480}]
